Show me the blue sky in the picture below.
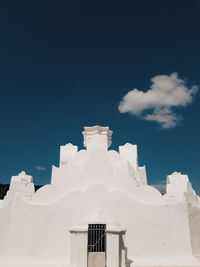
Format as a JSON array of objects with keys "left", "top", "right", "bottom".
[{"left": 0, "top": 0, "right": 200, "bottom": 194}]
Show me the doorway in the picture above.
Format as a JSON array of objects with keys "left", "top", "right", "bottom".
[{"left": 87, "top": 224, "right": 106, "bottom": 267}]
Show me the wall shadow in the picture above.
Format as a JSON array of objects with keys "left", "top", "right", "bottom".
[{"left": 119, "top": 233, "right": 133, "bottom": 267}]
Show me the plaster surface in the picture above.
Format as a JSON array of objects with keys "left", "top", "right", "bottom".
[{"left": 0, "top": 126, "right": 200, "bottom": 267}]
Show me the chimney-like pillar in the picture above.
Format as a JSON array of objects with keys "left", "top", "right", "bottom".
[{"left": 82, "top": 126, "right": 112, "bottom": 151}]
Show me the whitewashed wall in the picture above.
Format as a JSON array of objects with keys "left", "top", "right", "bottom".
[{"left": 0, "top": 126, "right": 199, "bottom": 267}]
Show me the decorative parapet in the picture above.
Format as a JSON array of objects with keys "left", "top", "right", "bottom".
[
  {"left": 10, "top": 171, "right": 33, "bottom": 185},
  {"left": 119, "top": 143, "right": 138, "bottom": 170},
  {"left": 59, "top": 143, "right": 78, "bottom": 167},
  {"left": 119, "top": 143, "right": 147, "bottom": 185},
  {"left": 166, "top": 172, "right": 199, "bottom": 205},
  {"left": 82, "top": 126, "right": 113, "bottom": 151},
  {"left": 4, "top": 171, "right": 35, "bottom": 203}
]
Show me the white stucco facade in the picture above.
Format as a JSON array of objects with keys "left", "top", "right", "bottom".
[{"left": 0, "top": 125, "right": 200, "bottom": 267}]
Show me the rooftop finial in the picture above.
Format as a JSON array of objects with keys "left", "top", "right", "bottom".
[{"left": 82, "top": 125, "right": 112, "bottom": 151}]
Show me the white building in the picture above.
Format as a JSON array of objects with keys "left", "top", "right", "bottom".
[{"left": 0, "top": 125, "right": 200, "bottom": 267}]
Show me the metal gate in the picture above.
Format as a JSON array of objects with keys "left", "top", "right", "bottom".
[
  {"left": 88, "top": 224, "right": 106, "bottom": 252},
  {"left": 87, "top": 224, "right": 106, "bottom": 267}
]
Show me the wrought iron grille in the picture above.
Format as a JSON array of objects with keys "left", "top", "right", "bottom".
[{"left": 88, "top": 224, "right": 106, "bottom": 252}]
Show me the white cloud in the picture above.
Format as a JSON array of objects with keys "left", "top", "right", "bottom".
[
  {"left": 118, "top": 72, "right": 198, "bottom": 128},
  {"left": 36, "top": 166, "right": 46, "bottom": 171}
]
